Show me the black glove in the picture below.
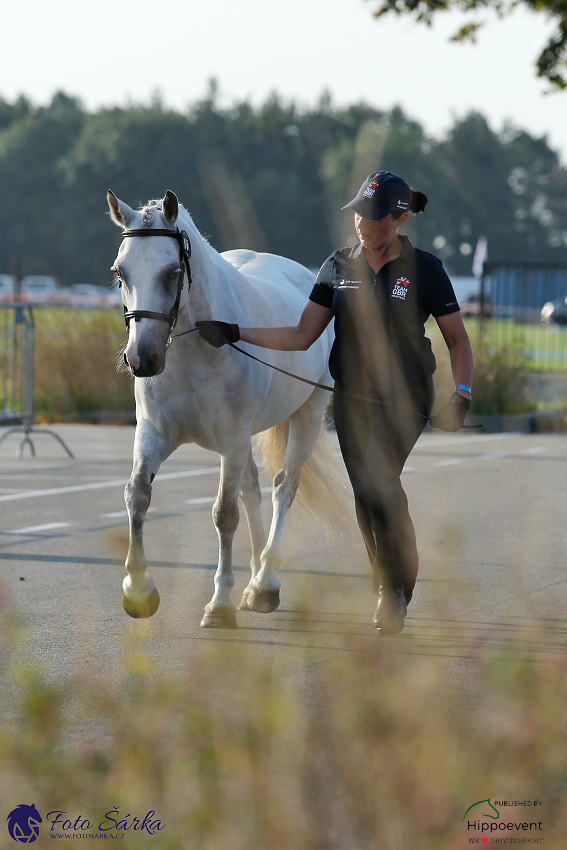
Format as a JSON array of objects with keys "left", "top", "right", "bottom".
[
  {"left": 196, "top": 320, "right": 240, "bottom": 348},
  {"left": 430, "top": 392, "right": 471, "bottom": 432}
]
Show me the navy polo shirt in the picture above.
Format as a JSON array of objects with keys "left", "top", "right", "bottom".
[{"left": 309, "top": 236, "right": 459, "bottom": 394}]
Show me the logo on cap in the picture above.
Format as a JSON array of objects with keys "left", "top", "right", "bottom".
[{"left": 362, "top": 180, "right": 380, "bottom": 199}]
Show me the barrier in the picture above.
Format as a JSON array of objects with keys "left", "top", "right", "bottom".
[
  {"left": 0, "top": 304, "right": 73, "bottom": 458},
  {"left": 475, "top": 262, "right": 567, "bottom": 371}
]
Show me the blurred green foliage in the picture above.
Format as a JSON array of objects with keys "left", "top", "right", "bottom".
[
  {"left": 429, "top": 323, "right": 538, "bottom": 417},
  {"left": 1, "top": 88, "right": 566, "bottom": 286},
  {"left": 33, "top": 307, "right": 133, "bottom": 420},
  {"left": 369, "top": 0, "right": 567, "bottom": 90},
  {"left": 469, "top": 345, "right": 536, "bottom": 415},
  {"left": 30, "top": 309, "right": 541, "bottom": 421},
  {"left": 1, "top": 590, "right": 567, "bottom": 849}
]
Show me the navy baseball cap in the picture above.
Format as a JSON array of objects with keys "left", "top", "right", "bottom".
[{"left": 342, "top": 171, "right": 411, "bottom": 221}]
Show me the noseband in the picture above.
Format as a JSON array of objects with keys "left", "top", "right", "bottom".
[{"left": 119, "top": 228, "right": 192, "bottom": 331}]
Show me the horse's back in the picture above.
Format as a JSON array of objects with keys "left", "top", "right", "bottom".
[{"left": 221, "top": 250, "right": 316, "bottom": 299}]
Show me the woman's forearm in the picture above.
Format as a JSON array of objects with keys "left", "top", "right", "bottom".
[
  {"left": 238, "top": 302, "right": 333, "bottom": 351},
  {"left": 448, "top": 338, "right": 474, "bottom": 398},
  {"left": 239, "top": 326, "right": 308, "bottom": 351}
]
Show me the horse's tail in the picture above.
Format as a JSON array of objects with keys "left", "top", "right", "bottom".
[{"left": 255, "top": 419, "right": 355, "bottom": 535}]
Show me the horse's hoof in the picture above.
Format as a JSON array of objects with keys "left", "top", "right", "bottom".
[
  {"left": 238, "top": 591, "right": 252, "bottom": 610},
  {"left": 122, "top": 586, "right": 160, "bottom": 619},
  {"left": 200, "top": 607, "right": 237, "bottom": 629},
  {"left": 247, "top": 587, "right": 280, "bottom": 613},
  {"left": 122, "top": 574, "right": 160, "bottom": 619}
]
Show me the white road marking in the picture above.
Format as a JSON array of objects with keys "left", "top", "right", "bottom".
[
  {"left": 521, "top": 446, "right": 546, "bottom": 454},
  {"left": 101, "top": 508, "right": 157, "bottom": 518},
  {"left": 432, "top": 458, "right": 464, "bottom": 467},
  {"left": 0, "top": 466, "right": 221, "bottom": 504},
  {"left": 417, "top": 433, "right": 517, "bottom": 449},
  {"left": 186, "top": 486, "right": 273, "bottom": 506},
  {"left": 186, "top": 496, "right": 217, "bottom": 505},
  {"left": 6, "top": 522, "right": 71, "bottom": 535}
]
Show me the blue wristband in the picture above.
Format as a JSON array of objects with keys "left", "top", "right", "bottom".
[{"left": 456, "top": 384, "right": 472, "bottom": 395}]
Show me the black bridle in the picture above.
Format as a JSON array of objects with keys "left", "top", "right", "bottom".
[{"left": 118, "top": 227, "right": 192, "bottom": 331}]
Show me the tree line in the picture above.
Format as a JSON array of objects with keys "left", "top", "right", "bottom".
[{"left": 0, "top": 87, "right": 566, "bottom": 287}]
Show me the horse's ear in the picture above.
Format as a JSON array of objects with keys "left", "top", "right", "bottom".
[
  {"left": 162, "top": 190, "right": 178, "bottom": 227},
  {"left": 107, "top": 190, "right": 135, "bottom": 228}
]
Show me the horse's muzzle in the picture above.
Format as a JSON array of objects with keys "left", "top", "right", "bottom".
[{"left": 124, "top": 350, "right": 165, "bottom": 378}]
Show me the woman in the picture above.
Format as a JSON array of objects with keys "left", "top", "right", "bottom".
[{"left": 197, "top": 171, "right": 474, "bottom": 635}]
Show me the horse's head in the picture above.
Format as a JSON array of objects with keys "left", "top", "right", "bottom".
[{"left": 108, "top": 189, "right": 188, "bottom": 378}]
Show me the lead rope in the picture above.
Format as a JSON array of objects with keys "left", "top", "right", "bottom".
[{"left": 165, "top": 327, "right": 481, "bottom": 428}]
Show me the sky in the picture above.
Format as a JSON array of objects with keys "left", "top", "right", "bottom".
[{"left": 1, "top": 0, "right": 566, "bottom": 163}]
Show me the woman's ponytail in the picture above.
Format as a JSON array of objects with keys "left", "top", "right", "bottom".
[{"left": 409, "top": 190, "right": 428, "bottom": 214}]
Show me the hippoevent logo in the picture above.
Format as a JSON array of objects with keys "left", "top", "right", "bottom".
[
  {"left": 463, "top": 798, "right": 544, "bottom": 844},
  {"left": 6, "top": 805, "right": 165, "bottom": 842},
  {"left": 7, "top": 805, "right": 42, "bottom": 843}
]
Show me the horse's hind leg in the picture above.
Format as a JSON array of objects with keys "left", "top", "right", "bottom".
[
  {"left": 201, "top": 436, "right": 250, "bottom": 629},
  {"left": 123, "top": 422, "right": 170, "bottom": 619},
  {"left": 247, "top": 387, "right": 328, "bottom": 614},
  {"left": 238, "top": 444, "right": 267, "bottom": 611}
]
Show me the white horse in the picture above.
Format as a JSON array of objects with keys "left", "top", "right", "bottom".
[{"left": 108, "top": 189, "right": 347, "bottom": 628}]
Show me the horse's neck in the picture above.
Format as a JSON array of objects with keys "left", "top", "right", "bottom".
[{"left": 177, "top": 208, "right": 242, "bottom": 315}]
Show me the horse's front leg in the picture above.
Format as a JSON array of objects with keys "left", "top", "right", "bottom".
[
  {"left": 123, "top": 423, "right": 170, "bottom": 619},
  {"left": 201, "top": 437, "right": 249, "bottom": 629}
]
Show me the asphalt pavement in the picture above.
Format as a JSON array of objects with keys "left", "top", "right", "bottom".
[{"left": 0, "top": 423, "right": 566, "bottom": 680}]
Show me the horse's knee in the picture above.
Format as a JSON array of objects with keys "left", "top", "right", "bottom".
[
  {"left": 125, "top": 470, "right": 152, "bottom": 506},
  {"left": 212, "top": 496, "right": 240, "bottom": 537}
]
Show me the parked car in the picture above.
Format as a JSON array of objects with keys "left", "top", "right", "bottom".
[
  {"left": 540, "top": 298, "right": 567, "bottom": 326},
  {"left": 20, "top": 275, "right": 59, "bottom": 303},
  {"left": 62, "top": 283, "right": 110, "bottom": 308},
  {"left": 58, "top": 283, "right": 122, "bottom": 307},
  {"left": 0, "top": 274, "right": 14, "bottom": 301},
  {"left": 460, "top": 293, "right": 493, "bottom": 317}
]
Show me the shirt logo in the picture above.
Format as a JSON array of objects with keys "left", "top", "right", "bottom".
[
  {"left": 337, "top": 280, "right": 360, "bottom": 289},
  {"left": 392, "top": 277, "right": 410, "bottom": 300}
]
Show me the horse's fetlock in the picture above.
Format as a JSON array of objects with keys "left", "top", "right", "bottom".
[
  {"left": 125, "top": 555, "right": 147, "bottom": 573},
  {"left": 215, "top": 575, "right": 235, "bottom": 591},
  {"left": 124, "top": 570, "right": 149, "bottom": 593}
]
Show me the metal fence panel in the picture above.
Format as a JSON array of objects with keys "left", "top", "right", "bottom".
[
  {"left": 0, "top": 303, "right": 73, "bottom": 457},
  {"left": 0, "top": 304, "right": 34, "bottom": 426},
  {"left": 476, "top": 262, "right": 567, "bottom": 371}
]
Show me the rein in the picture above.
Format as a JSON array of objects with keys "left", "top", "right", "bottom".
[
  {"left": 166, "top": 329, "right": 481, "bottom": 428},
  {"left": 119, "top": 228, "right": 192, "bottom": 331},
  {"left": 227, "top": 343, "right": 481, "bottom": 428},
  {"left": 118, "top": 236, "right": 479, "bottom": 428}
]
